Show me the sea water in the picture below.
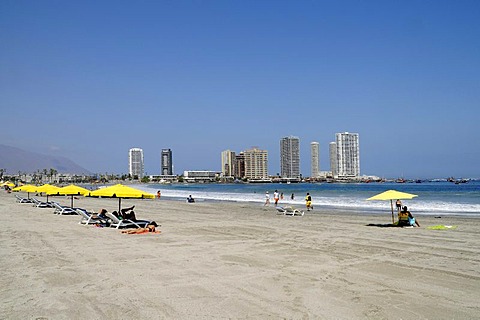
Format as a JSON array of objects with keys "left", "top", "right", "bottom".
[{"left": 134, "top": 181, "right": 480, "bottom": 217}]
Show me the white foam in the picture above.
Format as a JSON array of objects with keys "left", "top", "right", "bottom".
[{"left": 139, "top": 185, "right": 480, "bottom": 216}]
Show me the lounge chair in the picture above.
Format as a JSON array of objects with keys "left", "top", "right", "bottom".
[
  {"left": 15, "top": 194, "right": 33, "bottom": 203},
  {"left": 52, "top": 201, "right": 78, "bottom": 215},
  {"left": 75, "top": 208, "right": 109, "bottom": 226},
  {"left": 276, "top": 206, "right": 287, "bottom": 214},
  {"left": 277, "top": 206, "right": 304, "bottom": 216},
  {"left": 31, "top": 197, "right": 53, "bottom": 208},
  {"left": 105, "top": 212, "right": 152, "bottom": 229}
]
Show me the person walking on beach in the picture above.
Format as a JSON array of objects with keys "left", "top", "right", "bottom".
[
  {"left": 264, "top": 191, "right": 270, "bottom": 206},
  {"left": 273, "top": 190, "right": 280, "bottom": 206},
  {"left": 157, "top": 190, "right": 161, "bottom": 199},
  {"left": 305, "top": 193, "right": 313, "bottom": 211},
  {"left": 396, "top": 199, "right": 402, "bottom": 212}
]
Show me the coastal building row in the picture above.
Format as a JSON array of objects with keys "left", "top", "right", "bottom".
[
  {"left": 127, "top": 132, "right": 360, "bottom": 182},
  {"left": 128, "top": 147, "right": 173, "bottom": 180},
  {"left": 221, "top": 132, "right": 360, "bottom": 181}
]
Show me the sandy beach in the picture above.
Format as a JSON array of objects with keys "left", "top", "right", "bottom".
[{"left": 1, "top": 191, "right": 479, "bottom": 319}]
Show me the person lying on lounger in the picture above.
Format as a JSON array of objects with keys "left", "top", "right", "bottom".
[
  {"left": 96, "top": 208, "right": 109, "bottom": 220},
  {"left": 120, "top": 205, "right": 137, "bottom": 220}
]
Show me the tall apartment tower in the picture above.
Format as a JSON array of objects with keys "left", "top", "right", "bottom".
[
  {"left": 129, "top": 148, "right": 144, "bottom": 179},
  {"left": 221, "top": 150, "right": 236, "bottom": 177},
  {"left": 235, "top": 152, "right": 245, "bottom": 179},
  {"left": 280, "top": 136, "right": 300, "bottom": 179},
  {"left": 311, "top": 142, "right": 320, "bottom": 178},
  {"left": 329, "top": 142, "right": 337, "bottom": 177},
  {"left": 161, "top": 149, "right": 173, "bottom": 175},
  {"left": 244, "top": 147, "right": 268, "bottom": 180},
  {"left": 335, "top": 132, "right": 360, "bottom": 178}
]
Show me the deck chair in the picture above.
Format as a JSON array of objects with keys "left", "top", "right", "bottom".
[
  {"left": 105, "top": 212, "right": 152, "bottom": 229},
  {"left": 31, "top": 197, "right": 53, "bottom": 208},
  {"left": 52, "top": 201, "right": 78, "bottom": 215},
  {"left": 75, "top": 208, "right": 109, "bottom": 226},
  {"left": 285, "top": 207, "right": 304, "bottom": 216},
  {"left": 283, "top": 206, "right": 305, "bottom": 216},
  {"left": 15, "top": 194, "right": 33, "bottom": 203},
  {"left": 276, "top": 206, "right": 287, "bottom": 215}
]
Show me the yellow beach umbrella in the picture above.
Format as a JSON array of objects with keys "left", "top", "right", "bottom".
[
  {"left": 48, "top": 184, "right": 90, "bottom": 208},
  {"left": 12, "top": 184, "right": 37, "bottom": 199},
  {"left": 1, "top": 181, "right": 15, "bottom": 188},
  {"left": 367, "top": 190, "right": 418, "bottom": 223},
  {"left": 86, "top": 184, "right": 155, "bottom": 212},
  {"left": 12, "top": 184, "right": 36, "bottom": 192},
  {"left": 31, "top": 184, "right": 60, "bottom": 202}
]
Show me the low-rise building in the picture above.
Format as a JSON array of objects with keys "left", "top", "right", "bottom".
[{"left": 183, "top": 170, "right": 219, "bottom": 183}]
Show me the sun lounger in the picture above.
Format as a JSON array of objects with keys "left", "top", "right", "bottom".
[
  {"left": 276, "top": 206, "right": 287, "bottom": 214},
  {"left": 15, "top": 194, "right": 33, "bottom": 203},
  {"left": 276, "top": 206, "right": 304, "bottom": 216},
  {"left": 105, "top": 212, "right": 152, "bottom": 229},
  {"left": 75, "top": 208, "right": 109, "bottom": 226},
  {"left": 31, "top": 197, "right": 53, "bottom": 208},
  {"left": 52, "top": 201, "right": 78, "bottom": 215}
]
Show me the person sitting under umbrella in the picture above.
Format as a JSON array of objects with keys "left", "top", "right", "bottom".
[{"left": 398, "top": 206, "right": 420, "bottom": 227}]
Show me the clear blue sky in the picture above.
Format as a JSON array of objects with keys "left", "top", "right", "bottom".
[{"left": 1, "top": 1, "right": 479, "bottom": 179}]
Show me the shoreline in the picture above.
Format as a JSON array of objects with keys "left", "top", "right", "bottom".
[
  {"left": 1, "top": 191, "right": 479, "bottom": 319},
  {"left": 135, "top": 195, "right": 480, "bottom": 218}
]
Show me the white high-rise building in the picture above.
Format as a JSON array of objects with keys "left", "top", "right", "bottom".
[
  {"left": 129, "top": 148, "right": 144, "bottom": 179},
  {"left": 311, "top": 142, "right": 320, "bottom": 178},
  {"left": 244, "top": 147, "right": 268, "bottom": 180},
  {"left": 221, "top": 150, "right": 236, "bottom": 177},
  {"left": 329, "top": 142, "right": 337, "bottom": 177},
  {"left": 335, "top": 132, "right": 360, "bottom": 178},
  {"left": 280, "top": 136, "right": 300, "bottom": 179}
]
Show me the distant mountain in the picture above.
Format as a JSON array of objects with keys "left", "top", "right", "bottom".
[{"left": 0, "top": 144, "right": 91, "bottom": 175}]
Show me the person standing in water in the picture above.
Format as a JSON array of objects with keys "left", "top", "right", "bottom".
[
  {"left": 264, "top": 191, "right": 270, "bottom": 206},
  {"left": 273, "top": 190, "right": 279, "bottom": 206},
  {"left": 395, "top": 199, "right": 402, "bottom": 212},
  {"left": 305, "top": 193, "right": 313, "bottom": 211}
]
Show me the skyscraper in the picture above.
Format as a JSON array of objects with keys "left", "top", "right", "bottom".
[
  {"left": 311, "top": 142, "right": 320, "bottom": 178},
  {"left": 244, "top": 147, "right": 268, "bottom": 180},
  {"left": 221, "top": 150, "right": 236, "bottom": 177},
  {"left": 161, "top": 149, "right": 173, "bottom": 175},
  {"left": 129, "top": 148, "right": 144, "bottom": 179},
  {"left": 329, "top": 142, "right": 337, "bottom": 177},
  {"left": 280, "top": 136, "right": 300, "bottom": 179},
  {"left": 335, "top": 132, "right": 360, "bottom": 178},
  {"left": 235, "top": 152, "right": 245, "bottom": 179}
]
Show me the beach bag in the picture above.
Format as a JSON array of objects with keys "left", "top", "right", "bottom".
[{"left": 408, "top": 217, "right": 416, "bottom": 226}]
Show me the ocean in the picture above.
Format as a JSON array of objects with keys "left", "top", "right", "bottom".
[{"left": 134, "top": 181, "right": 480, "bottom": 217}]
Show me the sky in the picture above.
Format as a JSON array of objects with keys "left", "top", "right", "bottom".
[{"left": 1, "top": 0, "right": 479, "bottom": 179}]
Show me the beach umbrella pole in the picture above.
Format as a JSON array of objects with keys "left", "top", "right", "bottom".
[
  {"left": 118, "top": 198, "right": 121, "bottom": 214},
  {"left": 390, "top": 200, "right": 394, "bottom": 223}
]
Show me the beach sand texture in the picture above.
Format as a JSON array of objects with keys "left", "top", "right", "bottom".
[{"left": 1, "top": 191, "right": 479, "bottom": 319}]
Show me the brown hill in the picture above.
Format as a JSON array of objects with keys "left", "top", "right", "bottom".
[{"left": 0, "top": 144, "right": 91, "bottom": 175}]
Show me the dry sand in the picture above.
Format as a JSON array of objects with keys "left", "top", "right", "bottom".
[{"left": 1, "top": 191, "right": 479, "bottom": 319}]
